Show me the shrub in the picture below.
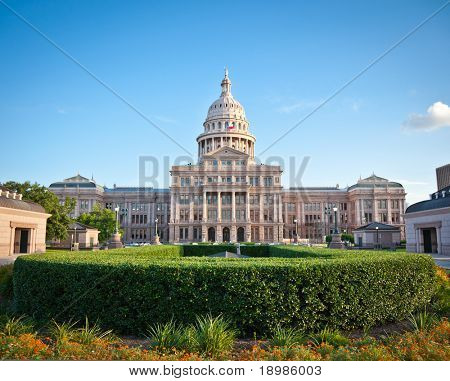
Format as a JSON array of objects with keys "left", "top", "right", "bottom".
[
  {"left": 182, "top": 244, "right": 269, "bottom": 257},
  {"left": 268, "top": 324, "right": 305, "bottom": 348},
  {"left": 190, "top": 314, "right": 236, "bottom": 356},
  {"left": 48, "top": 320, "right": 78, "bottom": 344},
  {"left": 13, "top": 248, "right": 438, "bottom": 336},
  {"left": 147, "top": 319, "right": 188, "bottom": 351},
  {"left": 407, "top": 309, "right": 438, "bottom": 332},
  {"left": 75, "top": 317, "right": 115, "bottom": 345},
  {"left": 310, "top": 327, "right": 350, "bottom": 347},
  {"left": 0, "top": 264, "right": 14, "bottom": 301},
  {"left": 0, "top": 315, "right": 35, "bottom": 337}
]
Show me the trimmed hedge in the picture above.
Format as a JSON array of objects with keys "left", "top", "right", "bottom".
[
  {"left": 183, "top": 244, "right": 270, "bottom": 257},
  {"left": 12, "top": 247, "right": 438, "bottom": 336}
]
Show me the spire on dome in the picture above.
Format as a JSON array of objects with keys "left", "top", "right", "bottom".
[{"left": 221, "top": 68, "right": 231, "bottom": 96}]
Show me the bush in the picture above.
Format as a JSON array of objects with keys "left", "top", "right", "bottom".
[
  {"left": 12, "top": 247, "right": 438, "bottom": 337},
  {"left": 0, "top": 264, "right": 14, "bottom": 301},
  {"left": 182, "top": 244, "right": 269, "bottom": 257}
]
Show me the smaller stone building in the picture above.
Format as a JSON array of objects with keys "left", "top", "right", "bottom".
[
  {"left": 405, "top": 184, "right": 450, "bottom": 255},
  {"left": 50, "top": 222, "right": 99, "bottom": 250},
  {"left": 353, "top": 222, "right": 401, "bottom": 249},
  {"left": 0, "top": 187, "right": 51, "bottom": 255}
]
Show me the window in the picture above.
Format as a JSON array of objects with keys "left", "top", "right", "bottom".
[
  {"left": 207, "top": 194, "right": 217, "bottom": 205},
  {"left": 379, "top": 212, "right": 388, "bottom": 223},
  {"left": 340, "top": 203, "right": 347, "bottom": 211},
  {"left": 193, "top": 195, "right": 203, "bottom": 205},
  {"left": 179, "top": 227, "right": 188, "bottom": 240},
  {"left": 222, "top": 210, "right": 231, "bottom": 221},
  {"left": 378, "top": 199, "right": 387, "bottom": 209},
  {"left": 194, "top": 177, "right": 203, "bottom": 186},
  {"left": 179, "top": 194, "right": 189, "bottom": 205},
  {"left": 79, "top": 200, "right": 89, "bottom": 209},
  {"left": 221, "top": 176, "right": 232, "bottom": 183},
  {"left": 221, "top": 160, "right": 232, "bottom": 166},
  {"left": 264, "top": 194, "right": 273, "bottom": 205},
  {"left": 207, "top": 176, "right": 218, "bottom": 183},
  {"left": 193, "top": 210, "right": 203, "bottom": 221},
  {"left": 287, "top": 203, "right": 295, "bottom": 212},
  {"left": 236, "top": 210, "right": 246, "bottom": 221},
  {"left": 179, "top": 209, "right": 189, "bottom": 221},
  {"left": 235, "top": 194, "right": 246, "bottom": 205},
  {"left": 250, "top": 210, "right": 260, "bottom": 222},
  {"left": 193, "top": 227, "right": 200, "bottom": 240},
  {"left": 236, "top": 160, "right": 246, "bottom": 166},
  {"left": 364, "top": 212, "right": 373, "bottom": 223},
  {"left": 391, "top": 212, "right": 400, "bottom": 223},
  {"left": 391, "top": 199, "right": 400, "bottom": 209},
  {"left": 250, "top": 194, "right": 259, "bottom": 205},
  {"left": 263, "top": 177, "right": 273, "bottom": 187},
  {"left": 249, "top": 177, "right": 260, "bottom": 186},
  {"left": 180, "top": 177, "right": 191, "bottom": 186},
  {"left": 208, "top": 210, "right": 217, "bottom": 221},
  {"left": 235, "top": 176, "right": 246, "bottom": 183},
  {"left": 221, "top": 194, "right": 231, "bottom": 205},
  {"left": 363, "top": 200, "right": 373, "bottom": 210}
]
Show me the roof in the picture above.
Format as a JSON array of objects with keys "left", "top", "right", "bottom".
[
  {"left": 0, "top": 196, "right": 46, "bottom": 213},
  {"left": 406, "top": 185, "right": 450, "bottom": 214},
  {"left": 208, "top": 251, "right": 249, "bottom": 258},
  {"left": 104, "top": 187, "right": 170, "bottom": 193},
  {"left": 348, "top": 174, "right": 403, "bottom": 191},
  {"left": 68, "top": 221, "right": 98, "bottom": 231},
  {"left": 49, "top": 174, "right": 104, "bottom": 190},
  {"left": 354, "top": 222, "right": 400, "bottom": 231}
]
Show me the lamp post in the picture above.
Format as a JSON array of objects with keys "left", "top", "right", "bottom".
[
  {"left": 153, "top": 218, "right": 161, "bottom": 245},
  {"left": 333, "top": 207, "right": 338, "bottom": 234},
  {"left": 294, "top": 218, "right": 298, "bottom": 243},
  {"left": 114, "top": 206, "right": 119, "bottom": 234},
  {"left": 155, "top": 218, "right": 159, "bottom": 237},
  {"left": 375, "top": 226, "right": 379, "bottom": 249}
]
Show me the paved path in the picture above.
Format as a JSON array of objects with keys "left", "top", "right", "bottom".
[{"left": 0, "top": 255, "right": 17, "bottom": 266}]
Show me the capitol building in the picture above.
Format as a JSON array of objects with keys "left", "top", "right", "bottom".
[{"left": 49, "top": 71, "right": 406, "bottom": 243}]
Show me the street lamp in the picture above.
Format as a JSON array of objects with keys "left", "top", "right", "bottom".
[
  {"left": 375, "top": 226, "right": 379, "bottom": 249},
  {"left": 293, "top": 218, "right": 298, "bottom": 243},
  {"left": 114, "top": 206, "right": 120, "bottom": 234},
  {"left": 333, "top": 207, "right": 338, "bottom": 234},
  {"left": 155, "top": 218, "right": 159, "bottom": 237}
]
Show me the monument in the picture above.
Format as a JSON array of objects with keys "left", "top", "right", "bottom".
[{"left": 108, "top": 206, "right": 123, "bottom": 249}]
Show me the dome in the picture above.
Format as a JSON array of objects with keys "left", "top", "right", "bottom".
[{"left": 205, "top": 69, "right": 247, "bottom": 122}]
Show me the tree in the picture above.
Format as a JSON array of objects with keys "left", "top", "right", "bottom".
[
  {"left": 2, "top": 181, "right": 75, "bottom": 241},
  {"left": 77, "top": 204, "right": 118, "bottom": 243}
]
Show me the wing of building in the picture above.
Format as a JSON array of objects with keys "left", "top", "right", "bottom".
[{"left": 49, "top": 71, "right": 406, "bottom": 244}]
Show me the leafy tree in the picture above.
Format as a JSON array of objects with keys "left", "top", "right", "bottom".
[
  {"left": 77, "top": 204, "right": 118, "bottom": 243},
  {"left": 2, "top": 181, "right": 75, "bottom": 241}
]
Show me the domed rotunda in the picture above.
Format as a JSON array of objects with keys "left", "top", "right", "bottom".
[{"left": 197, "top": 69, "right": 256, "bottom": 161}]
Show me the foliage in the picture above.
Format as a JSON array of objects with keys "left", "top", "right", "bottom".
[
  {"left": 147, "top": 319, "right": 188, "bottom": 351},
  {"left": 48, "top": 320, "right": 78, "bottom": 345},
  {"left": 268, "top": 324, "right": 305, "bottom": 348},
  {"left": 408, "top": 309, "right": 438, "bottom": 332},
  {"left": 0, "top": 264, "right": 14, "bottom": 300},
  {"left": 309, "top": 327, "right": 350, "bottom": 347},
  {"left": 13, "top": 246, "right": 438, "bottom": 336},
  {"left": 0, "top": 315, "right": 34, "bottom": 336},
  {"left": 77, "top": 203, "right": 119, "bottom": 243},
  {"left": 325, "top": 234, "right": 353, "bottom": 244},
  {"left": 75, "top": 317, "right": 115, "bottom": 345},
  {"left": 182, "top": 244, "right": 270, "bottom": 257},
  {"left": 1, "top": 181, "right": 75, "bottom": 240},
  {"left": 0, "top": 316, "right": 448, "bottom": 360},
  {"left": 190, "top": 314, "right": 237, "bottom": 356}
]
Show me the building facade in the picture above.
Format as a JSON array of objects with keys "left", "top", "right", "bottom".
[
  {"left": 49, "top": 71, "right": 406, "bottom": 243},
  {"left": 0, "top": 186, "right": 51, "bottom": 255},
  {"left": 436, "top": 163, "right": 450, "bottom": 191}
]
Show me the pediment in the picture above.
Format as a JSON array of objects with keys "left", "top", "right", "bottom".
[{"left": 203, "top": 146, "right": 249, "bottom": 159}]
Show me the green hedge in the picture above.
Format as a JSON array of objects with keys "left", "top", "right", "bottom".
[
  {"left": 183, "top": 244, "right": 270, "bottom": 257},
  {"left": 13, "top": 247, "right": 438, "bottom": 336}
]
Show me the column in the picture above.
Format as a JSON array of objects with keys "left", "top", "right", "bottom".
[
  {"left": 175, "top": 194, "right": 180, "bottom": 223},
  {"left": 217, "top": 191, "right": 222, "bottom": 222},
  {"left": 373, "top": 197, "right": 378, "bottom": 222},
  {"left": 189, "top": 195, "right": 194, "bottom": 222},
  {"left": 246, "top": 191, "right": 250, "bottom": 222},
  {"left": 9, "top": 227, "right": 15, "bottom": 255},
  {"left": 203, "top": 191, "right": 207, "bottom": 222},
  {"left": 273, "top": 194, "right": 278, "bottom": 222},
  {"left": 436, "top": 227, "right": 442, "bottom": 254},
  {"left": 387, "top": 197, "right": 392, "bottom": 223},
  {"left": 416, "top": 228, "right": 420, "bottom": 253},
  {"left": 232, "top": 191, "right": 236, "bottom": 222}
]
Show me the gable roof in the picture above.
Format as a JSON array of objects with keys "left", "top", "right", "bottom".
[
  {"left": 354, "top": 222, "right": 400, "bottom": 231},
  {"left": 68, "top": 221, "right": 99, "bottom": 231},
  {"left": 203, "top": 146, "right": 249, "bottom": 159}
]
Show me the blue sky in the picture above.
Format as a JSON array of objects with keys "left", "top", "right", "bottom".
[{"left": 0, "top": 0, "right": 449, "bottom": 204}]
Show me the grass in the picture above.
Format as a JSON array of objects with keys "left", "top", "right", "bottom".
[
  {"left": 268, "top": 324, "right": 306, "bottom": 348},
  {"left": 408, "top": 309, "right": 438, "bottom": 332}
]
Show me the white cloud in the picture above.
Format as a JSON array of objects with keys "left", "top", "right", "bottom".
[{"left": 403, "top": 101, "right": 450, "bottom": 132}]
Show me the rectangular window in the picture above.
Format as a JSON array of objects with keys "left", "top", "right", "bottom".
[
  {"left": 207, "top": 194, "right": 217, "bottom": 205},
  {"left": 221, "top": 176, "right": 232, "bottom": 183},
  {"left": 378, "top": 199, "right": 387, "bottom": 209},
  {"left": 250, "top": 194, "right": 259, "bottom": 204},
  {"left": 180, "top": 177, "right": 191, "bottom": 187},
  {"left": 222, "top": 209, "right": 231, "bottom": 221},
  {"left": 179, "top": 194, "right": 189, "bottom": 205},
  {"left": 235, "top": 194, "right": 246, "bottom": 204},
  {"left": 250, "top": 210, "right": 260, "bottom": 222},
  {"left": 235, "top": 176, "right": 246, "bottom": 183},
  {"left": 236, "top": 210, "right": 246, "bottom": 221},
  {"left": 263, "top": 177, "right": 273, "bottom": 187},
  {"left": 221, "top": 194, "right": 231, "bottom": 205},
  {"left": 287, "top": 203, "right": 295, "bottom": 212},
  {"left": 249, "top": 177, "right": 260, "bottom": 186},
  {"left": 235, "top": 160, "right": 246, "bottom": 166},
  {"left": 193, "top": 195, "right": 203, "bottom": 205},
  {"left": 207, "top": 176, "right": 218, "bottom": 183},
  {"left": 221, "top": 160, "right": 232, "bottom": 166},
  {"left": 207, "top": 210, "right": 217, "bottom": 221},
  {"left": 193, "top": 210, "right": 203, "bottom": 221}
]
